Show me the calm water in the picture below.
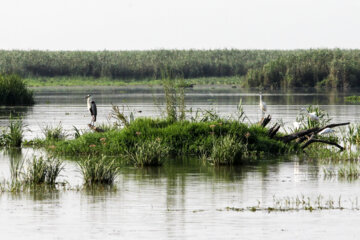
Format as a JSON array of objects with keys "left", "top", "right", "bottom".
[{"left": 0, "top": 86, "right": 360, "bottom": 239}]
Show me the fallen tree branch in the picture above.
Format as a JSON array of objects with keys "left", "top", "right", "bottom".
[
  {"left": 302, "top": 138, "right": 344, "bottom": 151},
  {"left": 280, "top": 122, "right": 350, "bottom": 143},
  {"left": 88, "top": 124, "right": 105, "bottom": 133},
  {"left": 260, "top": 115, "right": 271, "bottom": 128},
  {"left": 268, "top": 123, "right": 281, "bottom": 138}
]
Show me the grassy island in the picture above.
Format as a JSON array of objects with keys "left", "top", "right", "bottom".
[{"left": 43, "top": 118, "right": 291, "bottom": 166}]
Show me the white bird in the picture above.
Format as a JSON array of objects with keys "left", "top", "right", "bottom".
[
  {"left": 293, "top": 121, "right": 301, "bottom": 129},
  {"left": 85, "top": 94, "right": 97, "bottom": 126},
  {"left": 319, "top": 128, "right": 335, "bottom": 135},
  {"left": 259, "top": 92, "right": 267, "bottom": 116},
  {"left": 301, "top": 108, "right": 319, "bottom": 121}
]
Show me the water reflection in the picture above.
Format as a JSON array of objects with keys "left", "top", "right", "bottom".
[{"left": 0, "top": 87, "right": 360, "bottom": 239}]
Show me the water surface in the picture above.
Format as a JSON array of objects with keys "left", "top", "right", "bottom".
[{"left": 0, "top": 86, "right": 360, "bottom": 239}]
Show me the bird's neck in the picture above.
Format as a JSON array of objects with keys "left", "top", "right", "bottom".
[{"left": 259, "top": 94, "right": 262, "bottom": 102}]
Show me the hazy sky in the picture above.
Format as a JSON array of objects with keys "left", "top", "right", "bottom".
[{"left": 0, "top": 0, "right": 359, "bottom": 50}]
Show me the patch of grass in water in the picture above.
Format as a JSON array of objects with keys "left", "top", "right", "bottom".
[
  {"left": 345, "top": 95, "right": 360, "bottom": 103},
  {"left": 77, "top": 155, "right": 120, "bottom": 185},
  {"left": 125, "top": 139, "right": 170, "bottom": 167},
  {"left": 0, "top": 117, "right": 25, "bottom": 147},
  {"left": 24, "top": 156, "right": 64, "bottom": 185}
]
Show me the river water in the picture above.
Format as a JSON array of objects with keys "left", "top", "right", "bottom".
[{"left": 0, "top": 86, "right": 360, "bottom": 239}]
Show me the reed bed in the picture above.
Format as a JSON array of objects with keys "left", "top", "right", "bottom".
[
  {"left": 3, "top": 49, "right": 360, "bottom": 89},
  {"left": 0, "top": 74, "right": 34, "bottom": 105}
]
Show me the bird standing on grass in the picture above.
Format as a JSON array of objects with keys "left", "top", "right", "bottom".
[
  {"left": 85, "top": 94, "right": 97, "bottom": 126},
  {"left": 301, "top": 108, "right": 319, "bottom": 122},
  {"left": 259, "top": 92, "right": 267, "bottom": 116}
]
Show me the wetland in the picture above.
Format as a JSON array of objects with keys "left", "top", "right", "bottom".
[{"left": 1, "top": 85, "right": 360, "bottom": 239}]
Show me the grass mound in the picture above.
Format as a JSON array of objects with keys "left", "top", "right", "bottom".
[{"left": 46, "top": 118, "right": 291, "bottom": 165}]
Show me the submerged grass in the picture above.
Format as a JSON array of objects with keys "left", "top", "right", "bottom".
[{"left": 220, "top": 195, "right": 350, "bottom": 212}]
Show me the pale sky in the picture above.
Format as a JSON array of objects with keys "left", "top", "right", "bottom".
[{"left": 0, "top": 0, "right": 359, "bottom": 50}]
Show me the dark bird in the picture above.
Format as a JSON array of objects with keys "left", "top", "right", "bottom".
[{"left": 85, "top": 94, "right": 97, "bottom": 126}]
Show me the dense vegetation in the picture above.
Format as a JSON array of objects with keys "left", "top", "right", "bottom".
[
  {"left": 0, "top": 74, "right": 34, "bottom": 105},
  {"left": 2, "top": 49, "right": 360, "bottom": 89},
  {"left": 246, "top": 49, "right": 360, "bottom": 89},
  {"left": 45, "top": 118, "right": 290, "bottom": 164},
  {"left": 0, "top": 50, "right": 283, "bottom": 80}
]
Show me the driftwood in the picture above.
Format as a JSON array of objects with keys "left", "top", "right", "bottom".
[
  {"left": 301, "top": 134, "right": 344, "bottom": 151},
  {"left": 260, "top": 115, "right": 272, "bottom": 128},
  {"left": 262, "top": 116, "right": 349, "bottom": 151},
  {"left": 268, "top": 123, "right": 281, "bottom": 138},
  {"left": 88, "top": 124, "right": 105, "bottom": 133},
  {"left": 280, "top": 122, "right": 350, "bottom": 143}
]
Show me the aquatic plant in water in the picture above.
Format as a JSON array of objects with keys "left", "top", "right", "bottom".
[
  {"left": 24, "top": 156, "right": 64, "bottom": 185},
  {"left": 42, "top": 123, "right": 68, "bottom": 141},
  {"left": 126, "top": 139, "right": 170, "bottom": 167},
  {"left": 208, "top": 135, "right": 246, "bottom": 165},
  {"left": 77, "top": 155, "right": 120, "bottom": 185},
  {"left": 0, "top": 117, "right": 24, "bottom": 147}
]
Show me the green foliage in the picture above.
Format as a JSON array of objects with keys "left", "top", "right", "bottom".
[
  {"left": 48, "top": 118, "right": 293, "bottom": 162},
  {"left": 245, "top": 49, "right": 360, "bottom": 89},
  {"left": 24, "top": 156, "right": 64, "bottom": 185},
  {"left": 209, "top": 135, "right": 247, "bottom": 165},
  {"left": 295, "top": 105, "right": 331, "bottom": 129},
  {"left": 0, "top": 74, "right": 34, "bottom": 105},
  {"left": 77, "top": 155, "right": 120, "bottom": 185},
  {"left": 161, "top": 72, "right": 186, "bottom": 122},
  {"left": 125, "top": 139, "right": 170, "bottom": 167},
  {"left": 42, "top": 123, "right": 67, "bottom": 141},
  {"left": 0, "top": 117, "right": 24, "bottom": 147},
  {"left": 344, "top": 95, "right": 360, "bottom": 103},
  {"left": 0, "top": 50, "right": 282, "bottom": 80}
]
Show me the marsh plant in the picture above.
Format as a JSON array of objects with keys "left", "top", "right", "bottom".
[
  {"left": 162, "top": 72, "right": 186, "bottom": 122},
  {"left": 296, "top": 105, "right": 331, "bottom": 129},
  {"left": 0, "top": 74, "right": 34, "bottom": 105},
  {"left": 0, "top": 117, "right": 24, "bottom": 147},
  {"left": 111, "top": 104, "right": 130, "bottom": 127},
  {"left": 24, "top": 156, "right": 64, "bottom": 185},
  {"left": 126, "top": 139, "right": 170, "bottom": 167},
  {"left": 42, "top": 123, "right": 68, "bottom": 141},
  {"left": 78, "top": 155, "right": 120, "bottom": 185},
  {"left": 323, "top": 164, "right": 360, "bottom": 179},
  {"left": 209, "top": 135, "right": 246, "bottom": 165}
]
